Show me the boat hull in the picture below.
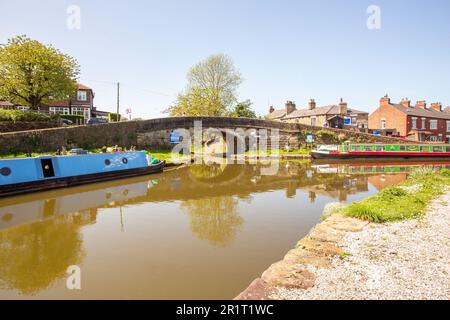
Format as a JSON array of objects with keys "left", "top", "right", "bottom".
[
  {"left": 311, "top": 150, "right": 450, "bottom": 160},
  {"left": 0, "top": 161, "right": 164, "bottom": 198}
]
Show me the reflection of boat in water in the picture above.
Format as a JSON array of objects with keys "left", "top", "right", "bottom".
[
  {"left": 0, "top": 179, "right": 150, "bottom": 231},
  {"left": 312, "top": 161, "right": 450, "bottom": 174},
  {"left": 0, "top": 151, "right": 164, "bottom": 198},
  {"left": 311, "top": 143, "right": 450, "bottom": 160}
]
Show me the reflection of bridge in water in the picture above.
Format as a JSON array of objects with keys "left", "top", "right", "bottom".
[
  {"left": 2, "top": 161, "right": 447, "bottom": 231},
  {"left": 1, "top": 161, "right": 448, "bottom": 296}
]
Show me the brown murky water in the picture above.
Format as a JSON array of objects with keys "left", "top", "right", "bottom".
[{"left": 0, "top": 161, "right": 449, "bottom": 299}]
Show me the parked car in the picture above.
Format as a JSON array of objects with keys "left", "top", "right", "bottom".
[
  {"left": 87, "top": 117, "right": 107, "bottom": 125},
  {"left": 62, "top": 118, "right": 73, "bottom": 125}
]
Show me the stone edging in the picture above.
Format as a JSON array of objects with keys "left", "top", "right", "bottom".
[{"left": 234, "top": 214, "right": 369, "bottom": 300}]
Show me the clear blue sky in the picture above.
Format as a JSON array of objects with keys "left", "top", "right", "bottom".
[{"left": 1, "top": 0, "right": 450, "bottom": 118}]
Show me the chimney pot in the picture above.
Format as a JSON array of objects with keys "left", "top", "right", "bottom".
[
  {"left": 430, "top": 102, "right": 442, "bottom": 112},
  {"left": 380, "top": 95, "right": 391, "bottom": 106},
  {"left": 400, "top": 98, "right": 411, "bottom": 108},
  {"left": 415, "top": 100, "right": 427, "bottom": 109},
  {"left": 285, "top": 101, "right": 296, "bottom": 115},
  {"left": 338, "top": 98, "right": 348, "bottom": 115},
  {"left": 308, "top": 99, "right": 316, "bottom": 110}
]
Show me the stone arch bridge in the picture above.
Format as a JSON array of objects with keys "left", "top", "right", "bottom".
[{"left": 0, "top": 116, "right": 411, "bottom": 154}]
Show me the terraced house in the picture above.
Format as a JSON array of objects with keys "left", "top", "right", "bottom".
[
  {"left": 266, "top": 99, "right": 369, "bottom": 131},
  {"left": 369, "top": 95, "right": 450, "bottom": 142}
]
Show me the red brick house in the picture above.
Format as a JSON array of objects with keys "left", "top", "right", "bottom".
[
  {"left": 369, "top": 95, "right": 450, "bottom": 142},
  {"left": 39, "top": 83, "right": 95, "bottom": 122}
]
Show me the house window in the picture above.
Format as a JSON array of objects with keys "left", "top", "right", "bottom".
[
  {"left": 77, "top": 90, "right": 87, "bottom": 101},
  {"left": 411, "top": 117, "right": 417, "bottom": 130},
  {"left": 16, "top": 106, "right": 30, "bottom": 111},
  {"left": 49, "top": 107, "right": 69, "bottom": 115},
  {"left": 430, "top": 119, "right": 437, "bottom": 130},
  {"left": 421, "top": 118, "right": 426, "bottom": 130},
  {"left": 351, "top": 117, "right": 357, "bottom": 125},
  {"left": 71, "top": 107, "right": 91, "bottom": 120},
  {"left": 311, "top": 117, "right": 316, "bottom": 126},
  {"left": 447, "top": 121, "right": 450, "bottom": 132},
  {"left": 381, "top": 119, "right": 386, "bottom": 129}
]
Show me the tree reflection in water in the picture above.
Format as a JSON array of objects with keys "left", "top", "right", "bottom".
[
  {"left": 181, "top": 196, "right": 243, "bottom": 247},
  {"left": 183, "top": 164, "right": 243, "bottom": 247},
  {"left": 0, "top": 210, "right": 95, "bottom": 295}
]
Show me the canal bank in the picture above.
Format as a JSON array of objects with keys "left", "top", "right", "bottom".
[{"left": 236, "top": 171, "right": 450, "bottom": 300}]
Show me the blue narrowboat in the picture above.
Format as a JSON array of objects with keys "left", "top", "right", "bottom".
[{"left": 0, "top": 151, "right": 164, "bottom": 197}]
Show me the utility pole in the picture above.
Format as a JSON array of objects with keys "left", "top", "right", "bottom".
[{"left": 116, "top": 82, "right": 120, "bottom": 122}]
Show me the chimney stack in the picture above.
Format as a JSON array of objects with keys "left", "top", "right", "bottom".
[
  {"left": 415, "top": 100, "right": 427, "bottom": 109},
  {"left": 400, "top": 98, "right": 411, "bottom": 108},
  {"left": 269, "top": 105, "right": 275, "bottom": 113},
  {"left": 444, "top": 106, "right": 450, "bottom": 113},
  {"left": 308, "top": 99, "right": 316, "bottom": 110},
  {"left": 338, "top": 98, "right": 347, "bottom": 115},
  {"left": 285, "top": 101, "right": 296, "bottom": 115},
  {"left": 430, "top": 102, "right": 442, "bottom": 112},
  {"left": 380, "top": 94, "right": 391, "bottom": 106}
]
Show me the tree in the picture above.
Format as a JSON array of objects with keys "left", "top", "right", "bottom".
[
  {"left": 0, "top": 36, "right": 80, "bottom": 109},
  {"left": 230, "top": 99, "right": 257, "bottom": 118},
  {"left": 165, "top": 54, "right": 242, "bottom": 116}
]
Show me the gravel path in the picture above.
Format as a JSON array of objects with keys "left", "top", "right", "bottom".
[{"left": 275, "top": 192, "right": 450, "bottom": 300}]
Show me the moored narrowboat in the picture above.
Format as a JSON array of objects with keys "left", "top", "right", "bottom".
[
  {"left": 311, "top": 143, "right": 450, "bottom": 160},
  {"left": 0, "top": 151, "right": 164, "bottom": 197}
]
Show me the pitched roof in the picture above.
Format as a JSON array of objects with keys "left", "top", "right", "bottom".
[
  {"left": 0, "top": 101, "right": 14, "bottom": 107},
  {"left": 46, "top": 100, "right": 70, "bottom": 107},
  {"left": 283, "top": 105, "right": 368, "bottom": 119},
  {"left": 266, "top": 109, "right": 287, "bottom": 120},
  {"left": 77, "top": 83, "right": 92, "bottom": 90},
  {"left": 389, "top": 103, "right": 450, "bottom": 120}
]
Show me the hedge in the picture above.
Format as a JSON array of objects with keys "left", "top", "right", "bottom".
[
  {"left": 0, "top": 109, "right": 53, "bottom": 122},
  {"left": 108, "top": 113, "right": 121, "bottom": 122},
  {"left": 61, "top": 114, "right": 84, "bottom": 124}
]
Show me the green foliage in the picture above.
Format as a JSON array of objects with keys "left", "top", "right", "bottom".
[
  {"left": 0, "top": 35, "right": 80, "bottom": 109},
  {"left": 230, "top": 100, "right": 256, "bottom": 118},
  {"left": 341, "top": 170, "right": 450, "bottom": 223},
  {"left": 61, "top": 114, "right": 84, "bottom": 124},
  {"left": 108, "top": 113, "right": 121, "bottom": 122},
  {"left": 165, "top": 54, "right": 242, "bottom": 116},
  {"left": 80, "top": 139, "right": 94, "bottom": 150},
  {"left": 0, "top": 109, "right": 53, "bottom": 122},
  {"left": 440, "top": 168, "right": 450, "bottom": 177},
  {"left": 315, "top": 129, "right": 338, "bottom": 144}
]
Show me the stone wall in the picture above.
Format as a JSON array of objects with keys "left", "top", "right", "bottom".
[
  {"left": 0, "top": 121, "right": 59, "bottom": 133},
  {"left": 0, "top": 116, "right": 418, "bottom": 154}
]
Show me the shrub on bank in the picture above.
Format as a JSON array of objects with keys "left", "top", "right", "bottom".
[
  {"left": 0, "top": 109, "right": 53, "bottom": 122},
  {"left": 339, "top": 170, "right": 450, "bottom": 223},
  {"left": 61, "top": 114, "right": 84, "bottom": 124}
]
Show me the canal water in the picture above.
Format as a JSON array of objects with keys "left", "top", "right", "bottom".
[{"left": 0, "top": 161, "right": 448, "bottom": 299}]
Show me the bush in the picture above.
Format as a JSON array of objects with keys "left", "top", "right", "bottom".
[
  {"left": 440, "top": 168, "right": 450, "bottom": 177},
  {"left": 108, "top": 113, "right": 121, "bottom": 122},
  {"left": 316, "top": 129, "right": 338, "bottom": 144},
  {"left": 61, "top": 114, "right": 84, "bottom": 125},
  {"left": 0, "top": 109, "right": 52, "bottom": 122}
]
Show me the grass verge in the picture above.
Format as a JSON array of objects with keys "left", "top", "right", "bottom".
[{"left": 336, "top": 168, "right": 450, "bottom": 223}]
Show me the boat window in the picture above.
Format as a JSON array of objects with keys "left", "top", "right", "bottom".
[
  {"left": 350, "top": 145, "right": 357, "bottom": 151},
  {"left": 421, "top": 146, "right": 430, "bottom": 152},
  {"left": 365, "top": 146, "right": 373, "bottom": 151},
  {"left": 433, "top": 146, "right": 443, "bottom": 152},
  {"left": 105, "top": 159, "right": 111, "bottom": 166},
  {"left": 0, "top": 167, "right": 11, "bottom": 176},
  {"left": 375, "top": 146, "right": 384, "bottom": 152},
  {"left": 399, "top": 146, "right": 406, "bottom": 151},
  {"left": 446, "top": 147, "right": 450, "bottom": 152},
  {"left": 122, "top": 158, "right": 128, "bottom": 164},
  {"left": 40, "top": 159, "right": 55, "bottom": 178}
]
